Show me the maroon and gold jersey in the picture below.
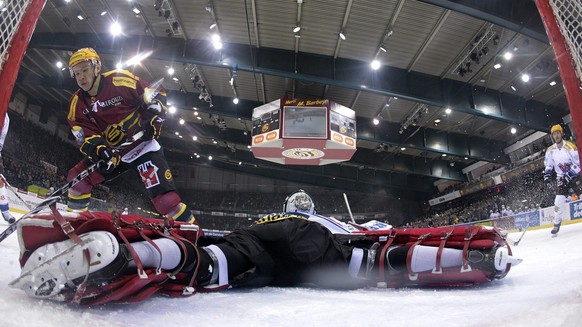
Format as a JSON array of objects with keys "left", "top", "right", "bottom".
[{"left": 67, "top": 69, "right": 166, "bottom": 149}]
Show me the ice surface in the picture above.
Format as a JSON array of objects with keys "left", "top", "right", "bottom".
[{"left": 0, "top": 216, "right": 580, "bottom": 327}]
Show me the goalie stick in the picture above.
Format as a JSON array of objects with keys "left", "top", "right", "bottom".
[
  {"left": 0, "top": 132, "right": 144, "bottom": 244},
  {"left": 343, "top": 193, "right": 356, "bottom": 224}
]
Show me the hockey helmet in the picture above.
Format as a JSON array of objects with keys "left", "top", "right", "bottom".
[
  {"left": 68, "top": 48, "right": 101, "bottom": 78},
  {"left": 550, "top": 124, "right": 563, "bottom": 134},
  {"left": 283, "top": 190, "right": 315, "bottom": 214}
]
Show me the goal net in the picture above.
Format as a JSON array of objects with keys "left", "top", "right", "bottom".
[
  {"left": 535, "top": 0, "right": 582, "bottom": 143},
  {"left": 0, "top": 0, "right": 46, "bottom": 128}
]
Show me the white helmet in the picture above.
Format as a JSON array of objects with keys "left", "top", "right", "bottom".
[{"left": 283, "top": 190, "right": 315, "bottom": 214}]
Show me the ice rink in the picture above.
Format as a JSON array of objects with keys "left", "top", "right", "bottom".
[{"left": 0, "top": 215, "right": 580, "bottom": 327}]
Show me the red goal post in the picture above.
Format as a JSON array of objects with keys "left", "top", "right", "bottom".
[
  {"left": 534, "top": 0, "right": 582, "bottom": 149},
  {"left": 0, "top": 0, "right": 47, "bottom": 129}
]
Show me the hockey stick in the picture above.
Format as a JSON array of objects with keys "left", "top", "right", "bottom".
[
  {"left": 0, "top": 174, "right": 33, "bottom": 210},
  {"left": 511, "top": 223, "right": 529, "bottom": 246},
  {"left": 343, "top": 193, "right": 356, "bottom": 224},
  {"left": 0, "top": 132, "right": 143, "bottom": 244}
]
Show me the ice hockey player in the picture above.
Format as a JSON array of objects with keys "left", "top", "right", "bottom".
[
  {"left": 12, "top": 205, "right": 521, "bottom": 305},
  {"left": 543, "top": 124, "right": 580, "bottom": 235},
  {"left": 65, "top": 47, "right": 194, "bottom": 223},
  {"left": 0, "top": 113, "right": 15, "bottom": 224}
]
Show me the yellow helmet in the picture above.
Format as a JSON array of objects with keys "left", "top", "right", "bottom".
[
  {"left": 550, "top": 124, "right": 563, "bottom": 134},
  {"left": 68, "top": 48, "right": 101, "bottom": 77}
]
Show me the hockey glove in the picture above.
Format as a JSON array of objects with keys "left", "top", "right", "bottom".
[
  {"left": 80, "top": 135, "right": 121, "bottom": 172},
  {"left": 544, "top": 173, "right": 553, "bottom": 189},
  {"left": 147, "top": 99, "right": 166, "bottom": 115},
  {"left": 143, "top": 115, "right": 165, "bottom": 140}
]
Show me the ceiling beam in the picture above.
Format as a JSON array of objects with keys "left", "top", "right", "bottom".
[{"left": 27, "top": 32, "right": 568, "bottom": 133}]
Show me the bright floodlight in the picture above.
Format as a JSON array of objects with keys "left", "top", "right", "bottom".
[
  {"left": 167, "top": 67, "right": 175, "bottom": 75},
  {"left": 510, "top": 127, "right": 517, "bottom": 134},
  {"left": 110, "top": 21, "right": 122, "bottom": 36},
  {"left": 179, "top": 118, "right": 185, "bottom": 125},
  {"left": 373, "top": 118, "right": 379, "bottom": 125},
  {"left": 445, "top": 108, "right": 451, "bottom": 114},
  {"left": 233, "top": 98, "right": 239, "bottom": 104},
  {"left": 521, "top": 74, "right": 530, "bottom": 82},
  {"left": 503, "top": 52, "right": 513, "bottom": 60},
  {"left": 370, "top": 60, "right": 381, "bottom": 70},
  {"left": 56, "top": 61, "right": 63, "bottom": 68},
  {"left": 169, "top": 106, "right": 177, "bottom": 114}
]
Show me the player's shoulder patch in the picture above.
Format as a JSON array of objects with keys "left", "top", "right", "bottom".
[
  {"left": 565, "top": 140, "right": 578, "bottom": 151},
  {"left": 102, "top": 69, "right": 140, "bottom": 81},
  {"left": 545, "top": 144, "right": 555, "bottom": 153}
]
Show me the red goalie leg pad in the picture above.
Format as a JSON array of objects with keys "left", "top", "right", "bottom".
[
  {"left": 16, "top": 210, "right": 202, "bottom": 304},
  {"left": 368, "top": 225, "right": 516, "bottom": 288}
]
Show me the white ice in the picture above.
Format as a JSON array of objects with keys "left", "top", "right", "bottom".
[{"left": 0, "top": 216, "right": 580, "bottom": 327}]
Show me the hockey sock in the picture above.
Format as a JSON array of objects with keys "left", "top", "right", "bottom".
[
  {"left": 127, "top": 238, "right": 182, "bottom": 270},
  {"left": 385, "top": 245, "right": 463, "bottom": 273},
  {"left": 0, "top": 185, "right": 9, "bottom": 211}
]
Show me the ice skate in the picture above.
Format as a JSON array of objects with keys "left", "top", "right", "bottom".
[
  {"left": 551, "top": 223, "right": 561, "bottom": 237},
  {"left": 467, "top": 246, "right": 522, "bottom": 278},
  {"left": 10, "top": 231, "right": 121, "bottom": 299},
  {"left": 2, "top": 210, "right": 15, "bottom": 224}
]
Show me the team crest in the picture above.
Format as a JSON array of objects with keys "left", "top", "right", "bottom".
[{"left": 137, "top": 161, "right": 160, "bottom": 189}]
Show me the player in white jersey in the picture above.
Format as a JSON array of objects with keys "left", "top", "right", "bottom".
[
  {"left": 0, "top": 113, "right": 15, "bottom": 224},
  {"left": 543, "top": 124, "right": 580, "bottom": 235}
]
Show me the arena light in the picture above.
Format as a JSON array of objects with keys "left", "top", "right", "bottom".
[
  {"left": 370, "top": 60, "right": 381, "bottom": 70},
  {"left": 549, "top": 81, "right": 557, "bottom": 86},
  {"left": 510, "top": 127, "right": 517, "bottom": 134},
  {"left": 110, "top": 21, "right": 122, "bottom": 36},
  {"left": 56, "top": 61, "right": 63, "bottom": 68},
  {"left": 233, "top": 97, "right": 239, "bottom": 104},
  {"left": 179, "top": 118, "right": 185, "bottom": 125},
  {"left": 292, "top": 25, "right": 301, "bottom": 33},
  {"left": 373, "top": 118, "right": 379, "bottom": 125},
  {"left": 503, "top": 51, "right": 513, "bottom": 60},
  {"left": 445, "top": 108, "right": 451, "bottom": 114},
  {"left": 493, "top": 63, "right": 502, "bottom": 69},
  {"left": 167, "top": 67, "right": 174, "bottom": 75},
  {"left": 169, "top": 106, "right": 177, "bottom": 114},
  {"left": 100, "top": 11, "right": 107, "bottom": 16},
  {"left": 192, "top": 136, "right": 198, "bottom": 141},
  {"left": 521, "top": 74, "right": 530, "bottom": 82},
  {"left": 339, "top": 30, "right": 346, "bottom": 40}
]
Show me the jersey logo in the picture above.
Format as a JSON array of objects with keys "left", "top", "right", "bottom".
[
  {"left": 104, "top": 124, "right": 126, "bottom": 146},
  {"left": 137, "top": 161, "right": 160, "bottom": 189}
]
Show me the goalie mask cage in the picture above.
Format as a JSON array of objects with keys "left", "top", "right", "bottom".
[
  {"left": 0, "top": 0, "right": 46, "bottom": 129},
  {"left": 535, "top": 0, "right": 582, "bottom": 149}
]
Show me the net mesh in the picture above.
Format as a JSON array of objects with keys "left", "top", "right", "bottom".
[
  {"left": 548, "top": 0, "right": 582, "bottom": 86},
  {"left": 0, "top": 1, "right": 32, "bottom": 72}
]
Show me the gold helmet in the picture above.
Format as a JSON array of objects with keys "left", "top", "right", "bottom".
[
  {"left": 68, "top": 48, "right": 101, "bottom": 77},
  {"left": 550, "top": 124, "right": 563, "bottom": 134}
]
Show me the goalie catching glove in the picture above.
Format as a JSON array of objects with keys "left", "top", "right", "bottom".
[{"left": 79, "top": 135, "right": 121, "bottom": 173}]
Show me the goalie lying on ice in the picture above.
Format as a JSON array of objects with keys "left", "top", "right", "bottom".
[{"left": 11, "top": 210, "right": 522, "bottom": 305}]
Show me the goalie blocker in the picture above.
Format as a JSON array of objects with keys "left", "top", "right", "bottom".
[{"left": 11, "top": 211, "right": 521, "bottom": 305}]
